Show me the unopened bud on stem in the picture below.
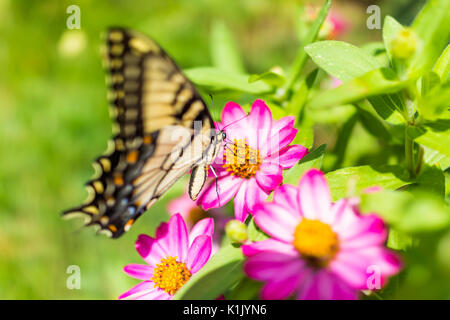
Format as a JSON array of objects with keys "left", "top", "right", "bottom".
[{"left": 225, "top": 220, "right": 248, "bottom": 244}]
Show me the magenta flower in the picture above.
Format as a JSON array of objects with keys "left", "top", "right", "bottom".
[
  {"left": 242, "top": 169, "right": 402, "bottom": 300},
  {"left": 168, "top": 189, "right": 230, "bottom": 254},
  {"left": 119, "top": 214, "right": 213, "bottom": 300},
  {"left": 198, "top": 99, "right": 308, "bottom": 222}
]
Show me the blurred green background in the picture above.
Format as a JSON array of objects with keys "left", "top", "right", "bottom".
[{"left": 0, "top": 0, "right": 425, "bottom": 299}]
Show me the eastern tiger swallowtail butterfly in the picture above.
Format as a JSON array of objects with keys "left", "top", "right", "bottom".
[{"left": 63, "top": 28, "right": 225, "bottom": 238}]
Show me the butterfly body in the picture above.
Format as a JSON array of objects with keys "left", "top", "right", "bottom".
[{"left": 63, "top": 28, "right": 223, "bottom": 238}]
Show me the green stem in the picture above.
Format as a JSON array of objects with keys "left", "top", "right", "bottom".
[{"left": 405, "top": 125, "right": 415, "bottom": 178}]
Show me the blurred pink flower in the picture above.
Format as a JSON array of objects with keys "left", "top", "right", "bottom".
[
  {"left": 168, "top": 190, "right": 230, "bottom": 254},
  {"left": 330, "top": 77, "right": 343, "bottom": 89},
  {"left": 119, "top": 214, "right": 213, "bottom": 300},
  {"left": 242, "top": 169, "right": 402, "bottom": 300},
  {"left": 198, "top": 99, "right": 308, "bottom": 222},
  {"left": 305, "top": 6, "right": 349, "bottom": 40}
]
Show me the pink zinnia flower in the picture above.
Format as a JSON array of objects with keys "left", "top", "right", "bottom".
[
  {"left": 242, "top": 169, "right": 402, "bottom": 300},
  {"left": 199, "top": 99, "right": 308, "bottom": 222},
  {"left": 119, "top": 214, "right": 213, "bottom": 300},
  {"left": 168, "top": 189, "right": 230, "bottom": 254}
]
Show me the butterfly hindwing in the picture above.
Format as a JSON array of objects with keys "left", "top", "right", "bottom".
[{"left": 63, "top": 28, "right": 219, "bottom": 238}]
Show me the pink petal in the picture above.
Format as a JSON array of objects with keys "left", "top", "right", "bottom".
[
  {"left": 242, "top": 238, "right": 298, "bottom": 257},
  {"left": 135, "top": 288, "right": 172, "bottom": 300},
  {"left": 273, "top": 184, "right": 301, "bottom": 214},
  {"left": 221, "top": 101, "right": 247, "bottom": 126},
  {"left": 189, "top": 218, "right": 214, "bottom": 245},
  {"left": 245, "top": 178, "right": 270, "bottom": 214},
  {"left": 253, "top": 202, "right": 299, "bottom": 242},
  {"left": 167, "top": 214, "right": 189, "bottom": 261},
  {"left": 297, "top": 270, "right": 357, "bottom": 300},
  {"left": 123, "top": 264, "right": 154, "bottom": 280},
  {"left": 329, "top": 199, "right": 354, "bottom": 227},
  {"left": 328, "top": 276, "right": 359, "bottom": 300},
  {"left": 219, "top": 102, "right": 248, "bottom": 141},
  {"left": 244, "top": 251, "right": 305, "bottom": 281},
  {"left": 298, "top": 169, "right": 332, "bottom": 220},
  {"left": 255, "top": 162, "right": 283, "bottom": 193},
  {"left": 339, "top": 214, "right": 388, "bottom": 250},
  {"left": 261, "top": 276, "right": 302, "bottom": 300},
  {"left": 273, "top": 116, "right": 295, "bottom": 132},
  {"left": 328, "top": 250, "right": 374, "bottom": 289},
  {"left": 199, "top": 175, "right": 242, "bottom": 210},
  {"left": 263, "top": 124, "right": 298, "bottom": 156},
  {"left": 276, "top": 145, "right": 308, "bottom": 169},
  {"left": 118, "top": 281, "right": 155, "bottom": 300},
  {"left": 186, "top": 235, "right": 212, "bottom": 273},
  {"left": 135, "top": 234, "right": 167, "bottom": 266},
  {"left": 155, "top": 222, "right": 170, "bottom": 253},
  {"left": 233, "top": 180, "right": 248, "bottom": 222},
  {"left": 357, "top": 247, "right": 402, "bottom": 278},
  {"left": 247, "top": 100, "right": 272, "bottom": 150}
]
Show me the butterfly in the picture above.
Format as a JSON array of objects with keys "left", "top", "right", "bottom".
[{"left": 63, "top": 28, "right": 226, "bottom": 238}]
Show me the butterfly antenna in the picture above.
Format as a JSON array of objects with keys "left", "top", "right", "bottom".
[
  {"left": 209, "top": 94, "right": 220, "bottom": 131},
  {"left": 221, "top": 114, "right": 249, "bottom": 132}
]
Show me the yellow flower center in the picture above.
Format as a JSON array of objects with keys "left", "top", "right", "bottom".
[
  {"left": 223, "top": 138, "right": 261, "bottom": 179},
  {"left": 293, "top": 219, "right": 339, "bottom": 268},
  {"left": 151, "top": 256, "right": 191, "bottom": 295}
]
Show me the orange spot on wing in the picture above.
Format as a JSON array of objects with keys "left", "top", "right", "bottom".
[
  {"left": 114, "top": 174, "right": 124, "bottom": 186},
  {"left": 143, "top": 135, "right": 153, "bottom": 144},
  {"left": 126, "top": 150, "right": 139, "bottom": 163}
]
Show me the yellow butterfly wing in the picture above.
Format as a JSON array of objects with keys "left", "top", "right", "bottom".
[{"left": 63, "top": 28, "right": 218, "bottom": 238}]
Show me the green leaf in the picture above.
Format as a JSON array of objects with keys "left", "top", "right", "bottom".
[
  {"left": 409, "top": 0, "right": 450, "bottom": 78},
  {"left": 185, "top": 67, "right": 272, "bottom": 94},
  {"left": 413, "top": 165, "right": 445, "bottom": 197},
  {"left": 283, "top": 0, "right": 330, "bottom": 93},
  {"left": 305, "top": 40, "right": 383, "bottom": 81},
  {"left": 284, "top": 144, "right": 326, "bottom": 185},
  {"left": 331, "top": 113, "right": 359, "bottom": 170},
  {"left": 249, "top": 69, "right": 285, "bottom": 87},
  {"left": 433, "top": 45, "right": 450, "bottom": 81},
  {"left": 305, "top": 40, "right": 406, "bottom": 122},
  {"left": 361, "top": 190, "right": 450, "bottom": 233},
  {"left": 361, "top": 42, "right": 389, "bottom": 67},
  {"left": 407, "top": 123, "right": 450, "bottom": 157},
  {"left": 325, "top": 165, "right": 410, "bottom": 201},
  {"left": 173, "top": 245, "right": 244, "bottom": 300},
  {"left": 210, "top": 21, "right": 245, "bottom": 74},
  {"left": 419, "top": 81, "right": 450, "bottom": 119},
  {"left": 247, "top": 218, "right": 269, "bottom": 242},
  {"left": 293, "top": 112, "right": 314, "bottom": 150},
  {"left": 387, "top": 229, "right": 413, "bottom": 251},
  {"left": 423, "top": 146, "right": 450, "bottom": 170},
  {"left": 285, "top": 68, "right": 318, "bottom": 116},
  {"left": 226, "top": 277, "right": 262, "bottom": 300},
  {"left": 421, "top": 71, "right": 440, "bottom": 97},
  {"left": 354, "top": 101, "right": 392, "bottom": 142},
  {"left": 307, "top": 68, "right": 409, "bottom": 110}
]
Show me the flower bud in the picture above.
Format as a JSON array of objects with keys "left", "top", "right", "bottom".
[
  {"left": 391, "top": 28, "right": 417, "bottom": 60},
  {"left": 225, "top": 220, "right": 248, "bottom": 244},
  {"left": 58, "top": 30, "right": 87, "bottom": 58}
]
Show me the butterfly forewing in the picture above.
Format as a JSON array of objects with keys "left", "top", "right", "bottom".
[{"left": 63, "top": 28, "right": 217, "bottom": 238}]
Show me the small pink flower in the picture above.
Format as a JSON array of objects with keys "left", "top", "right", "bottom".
[
  {"left": 168, "top": 190, "right": 230, "bottom": 254},
  {"left": 119, "top": 214, "right": 213, "bottom": 300},
  {"left": 242, "top": 169, "right": 402, "bottom": 300},
  {"left": 198, "top": 99, "right": 308, "bottom": 222}
]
